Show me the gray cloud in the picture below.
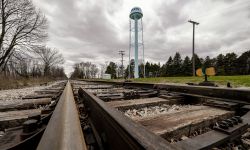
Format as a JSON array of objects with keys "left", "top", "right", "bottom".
[
  {"left": 156, "top": 1, "right": 189, "bottom": 29},
  {"left": 33, "top": 0, "right": 250, "bottom": 74}
]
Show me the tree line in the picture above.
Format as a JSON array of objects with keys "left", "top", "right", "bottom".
[
  {"left": 0, "top": 0, "right": 66, "bottom": 79},
  {"left": 70, "top": 62, "right": 99, "bottom": 79},
  {"left": 105, "top": 50, "right": 250, "bottom": 79}
]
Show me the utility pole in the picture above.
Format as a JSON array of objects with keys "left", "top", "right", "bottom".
[
  {"left": 118, "top": 50, "right": 125, "bottom": 79},
  {"left": 188, "top": 20, "right": 199, "bottom": 76}
]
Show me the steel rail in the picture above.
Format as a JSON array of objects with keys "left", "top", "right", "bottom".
[
  {"left": 122, "top": 82, "right": 250, "bottom": 101},
  {"left": 82, "top": 80, "right": 250, "bottom": 102},
  {"left": 155, "top": 83, "right": 250, "bottom": 102},
  {"left": 78, "top": 87, "right": 181, "bottom": 150},
  {"left": 37, "top": 81, "right": 87, "bottom": 150}
]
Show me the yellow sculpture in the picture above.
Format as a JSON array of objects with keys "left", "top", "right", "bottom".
[{"left": 196, "top": 67, "right": 216, "bottom": 82}]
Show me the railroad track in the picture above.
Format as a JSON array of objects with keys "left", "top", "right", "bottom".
[
  {"left": 76, "top": 80, "right": 250, "bottom": 150},
  {"left": 1, "top": 80, "right": 250, "bottom": 149}
]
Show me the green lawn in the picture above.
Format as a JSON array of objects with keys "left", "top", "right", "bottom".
[{"left": 131, "top": 75, "right": 250, "bottom": 88}]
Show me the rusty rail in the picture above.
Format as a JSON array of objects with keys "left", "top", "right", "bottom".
[{"left": 37, "top": 81, "right": 87, "bottom": 150}]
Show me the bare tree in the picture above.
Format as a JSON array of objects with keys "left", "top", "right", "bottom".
[
  {"left": 85, "top": 62, "right": 91, "bottom": 78},
  {"left": 70, "top": 62, "right": 99, "bottom": 79},
  {"left": 50, "top": 66, "right": 66, "bottom": 78},
  {"left": 100, "top": 64, "right": 106, "bottom": 78},
  {"left": 35, "top": 46, "right": 64, "bottom": 76},
  {"left": 4, "top": 50, "right": 33, "bottom": 78},
  {"left": 90, "top": 64, "right": 98, "bottom": 78},
  {"left": 0, "top": 0, "right": 47, "bottom": 70}
]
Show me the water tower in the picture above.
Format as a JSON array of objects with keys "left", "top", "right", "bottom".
[{"left": 129, "top": 7, "right": 145, "bottom": 79}]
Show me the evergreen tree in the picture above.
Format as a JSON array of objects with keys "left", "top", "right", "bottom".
[
  {"left": 237, "top": 50, "right": 250, "bottom": 74},
  {"left": 124, "top": 59, "right": 135, "bottom": 78},
  {"left": 124, "top": 50, "right": 250, "bottom": 77},
  {"left": 224, "top": 53, "right": 237, "bottom": 75},
  {"left": 193, "top": 54, "right": 202, "bottom": 70},
  {"left": 139, "top": 63, "right": 145, "bottom": 78},
  {"left": 105, "top": 62, "right": 117, "bottom": 79},
  {"left": 166, "top": 56, "right": 173, "bottom": 76},
  {"left": 210, "top": 58, "right": 217, "bottom": 67},
  {"left": 181, "top": 56, "right": 192, "bottom": 76},
  {"left": 160, "top": 64, "right": 166, "bottom": 77},
  {"left": 203, "top": 56, "right": 213, "bottom": 69},
  {"left": 145, "top": 61, "right": 150, "bottom": 77},
  {"left": 152, "top": 63, "right": 161, "bottom": 77},
  {"left": 172, "top": 52, "right": 182, "bottom": 75},
  {"left": 124, "top": 66, "right": 129, "bottom": 78},
  {"left": 216, "top": 54, "right": 225, "bottom": 75}
]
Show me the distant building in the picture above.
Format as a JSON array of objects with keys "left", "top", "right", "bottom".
[{"left": 102, "top": 74, "right": 111, "bottom": 79}]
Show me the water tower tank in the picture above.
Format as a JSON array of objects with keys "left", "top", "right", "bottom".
[{"left": 130, "top": 7, "right": 143, "bottom": 20}]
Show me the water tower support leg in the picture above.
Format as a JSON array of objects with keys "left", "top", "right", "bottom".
[{"left": 134, "top": 18, "right": 139, "bottom": 78}]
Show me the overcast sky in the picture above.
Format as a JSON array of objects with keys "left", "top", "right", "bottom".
[{"left": 32, "top": 0, "right": 250, "bottom": 75}]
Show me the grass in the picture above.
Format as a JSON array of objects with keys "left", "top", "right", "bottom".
[
  {"left": 74, "top": 75, "right": 250, "bottom": 88},
  {"left": 0, "top": 77, "right": 54, "bottom": 90},
  {"left": 132, "top": 75, "right": 250, "bottom": 88}
]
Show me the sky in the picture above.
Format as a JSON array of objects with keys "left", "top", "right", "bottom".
[{"left": 32, "top": 0, "right": 250, "bottom": 75}]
